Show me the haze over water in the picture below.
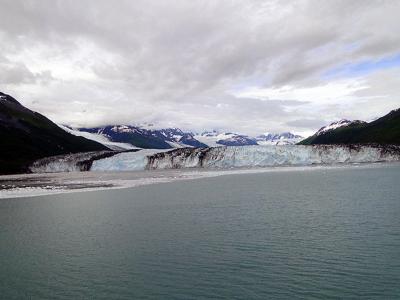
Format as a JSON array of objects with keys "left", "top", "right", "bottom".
[{"left": 1, "top": 163, "right": 399, "bottom": 299}]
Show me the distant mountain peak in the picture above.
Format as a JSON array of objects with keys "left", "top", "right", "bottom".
[
  {"left": 78, "top": 125, "right": 207, "bottom": 149},
  {"left": 254, "top": 132, "right": 304, "bottom": 145},
  {"left": 194, "top": 131, "right": 303, "bottom": 146}
]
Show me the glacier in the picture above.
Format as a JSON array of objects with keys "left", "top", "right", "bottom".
[
  {"left": 28, "top": 150, "right": 137, "bottom": 173},
  {"left": 91, "top": 149, "right": 171, "bottom": 171},
  {"left": 58, "top": 125, "right": 138, "bottom": 150},
  {"left": 28, "top": 144, "right": 400, "bottom": 173},
  {"left": 145, "top": 144, "right": 400, "bottom": 169}
]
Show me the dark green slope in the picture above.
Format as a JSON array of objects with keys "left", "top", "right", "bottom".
[
  {"left": 299, "top": 108, "right": 400, "bottom": 145},
  {"left": 0, "top": 92, "right": 108, "bottom": 174}
]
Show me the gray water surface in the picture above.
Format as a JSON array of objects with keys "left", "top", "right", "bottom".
[{"left": 1, "top": 163, "right": 399, "bottom": 299}]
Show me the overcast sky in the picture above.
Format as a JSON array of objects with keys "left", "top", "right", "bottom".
[{"left": 1, "top": 0, "right": 400, "bottom": 137}]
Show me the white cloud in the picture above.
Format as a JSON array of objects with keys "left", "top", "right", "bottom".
[{"left": 1, "top": 0, "right": 400, "bottom": 136}]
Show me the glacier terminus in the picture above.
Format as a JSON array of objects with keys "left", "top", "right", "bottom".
[{"left": 28, "top": 144, "right": 400, "bottom": 173}]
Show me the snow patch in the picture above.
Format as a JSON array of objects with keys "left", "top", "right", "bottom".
[{"left": 315, "top": 120, "right": 366, "bottom": 136}]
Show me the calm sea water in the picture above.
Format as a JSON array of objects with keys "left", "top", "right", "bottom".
[{"left": 1, "top": 163, "right": 400, "bottom": 299}]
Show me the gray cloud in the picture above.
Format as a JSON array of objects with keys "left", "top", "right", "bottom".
[
  {"left": 1, "top": 0, "right": 400, "bottom": 136},
  {"left": 0, "top": 62, "right": 35, "bottom": 84},
  {"left": 284, "top": 119, "right": 327, "bottom": 131}
]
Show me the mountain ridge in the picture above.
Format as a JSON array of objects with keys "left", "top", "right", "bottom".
[
  {"left": 299, "top": 108, "right": 400, "bottom": 145},
  {"left": 73, "top": 126, "right": 304, "bottom": 148},
  {"left": 78, "top": 125, "right": 208, "bottom": 149}
]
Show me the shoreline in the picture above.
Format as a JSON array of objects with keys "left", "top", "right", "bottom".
[{"left": 1, "top": 162, "right": 398, "bottom": 199}]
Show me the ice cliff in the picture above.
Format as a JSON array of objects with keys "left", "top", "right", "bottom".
[
  {"left": 28, "top": 150, "right": 137, "bottom": 173},
  {"left": 28, "top": 145, "right": 400, "bottom": 173},
  {"left": 145, "top": 144, "right": 400, "bottom": 169}
]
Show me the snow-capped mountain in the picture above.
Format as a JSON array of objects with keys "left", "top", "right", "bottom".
[
  {"left": 300, "top": 109, "right": 400, "bottom": 145},
  {"left": 141, "top": 127, "right": 207, "bottom": 148},
  {"left": 77, "top": 125, "right": 207, "bottom": 149},
  {"left": 193, "top": 131, "right": 303, "bottom": 146},
  {"left": 64, "top": 126, "right": 303, "bottom": 149},
  {"left": 315, "top": 119, "right": 366, "bottom": 136},
  {"left": 58, "top": 125, "right": 138, "bottom": 151},
  {"left": 255, "top": 132, "right": 304, "bottom": 145},
  {"left": 194, "top": 131, "right": 258, "bottom": 146}
]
